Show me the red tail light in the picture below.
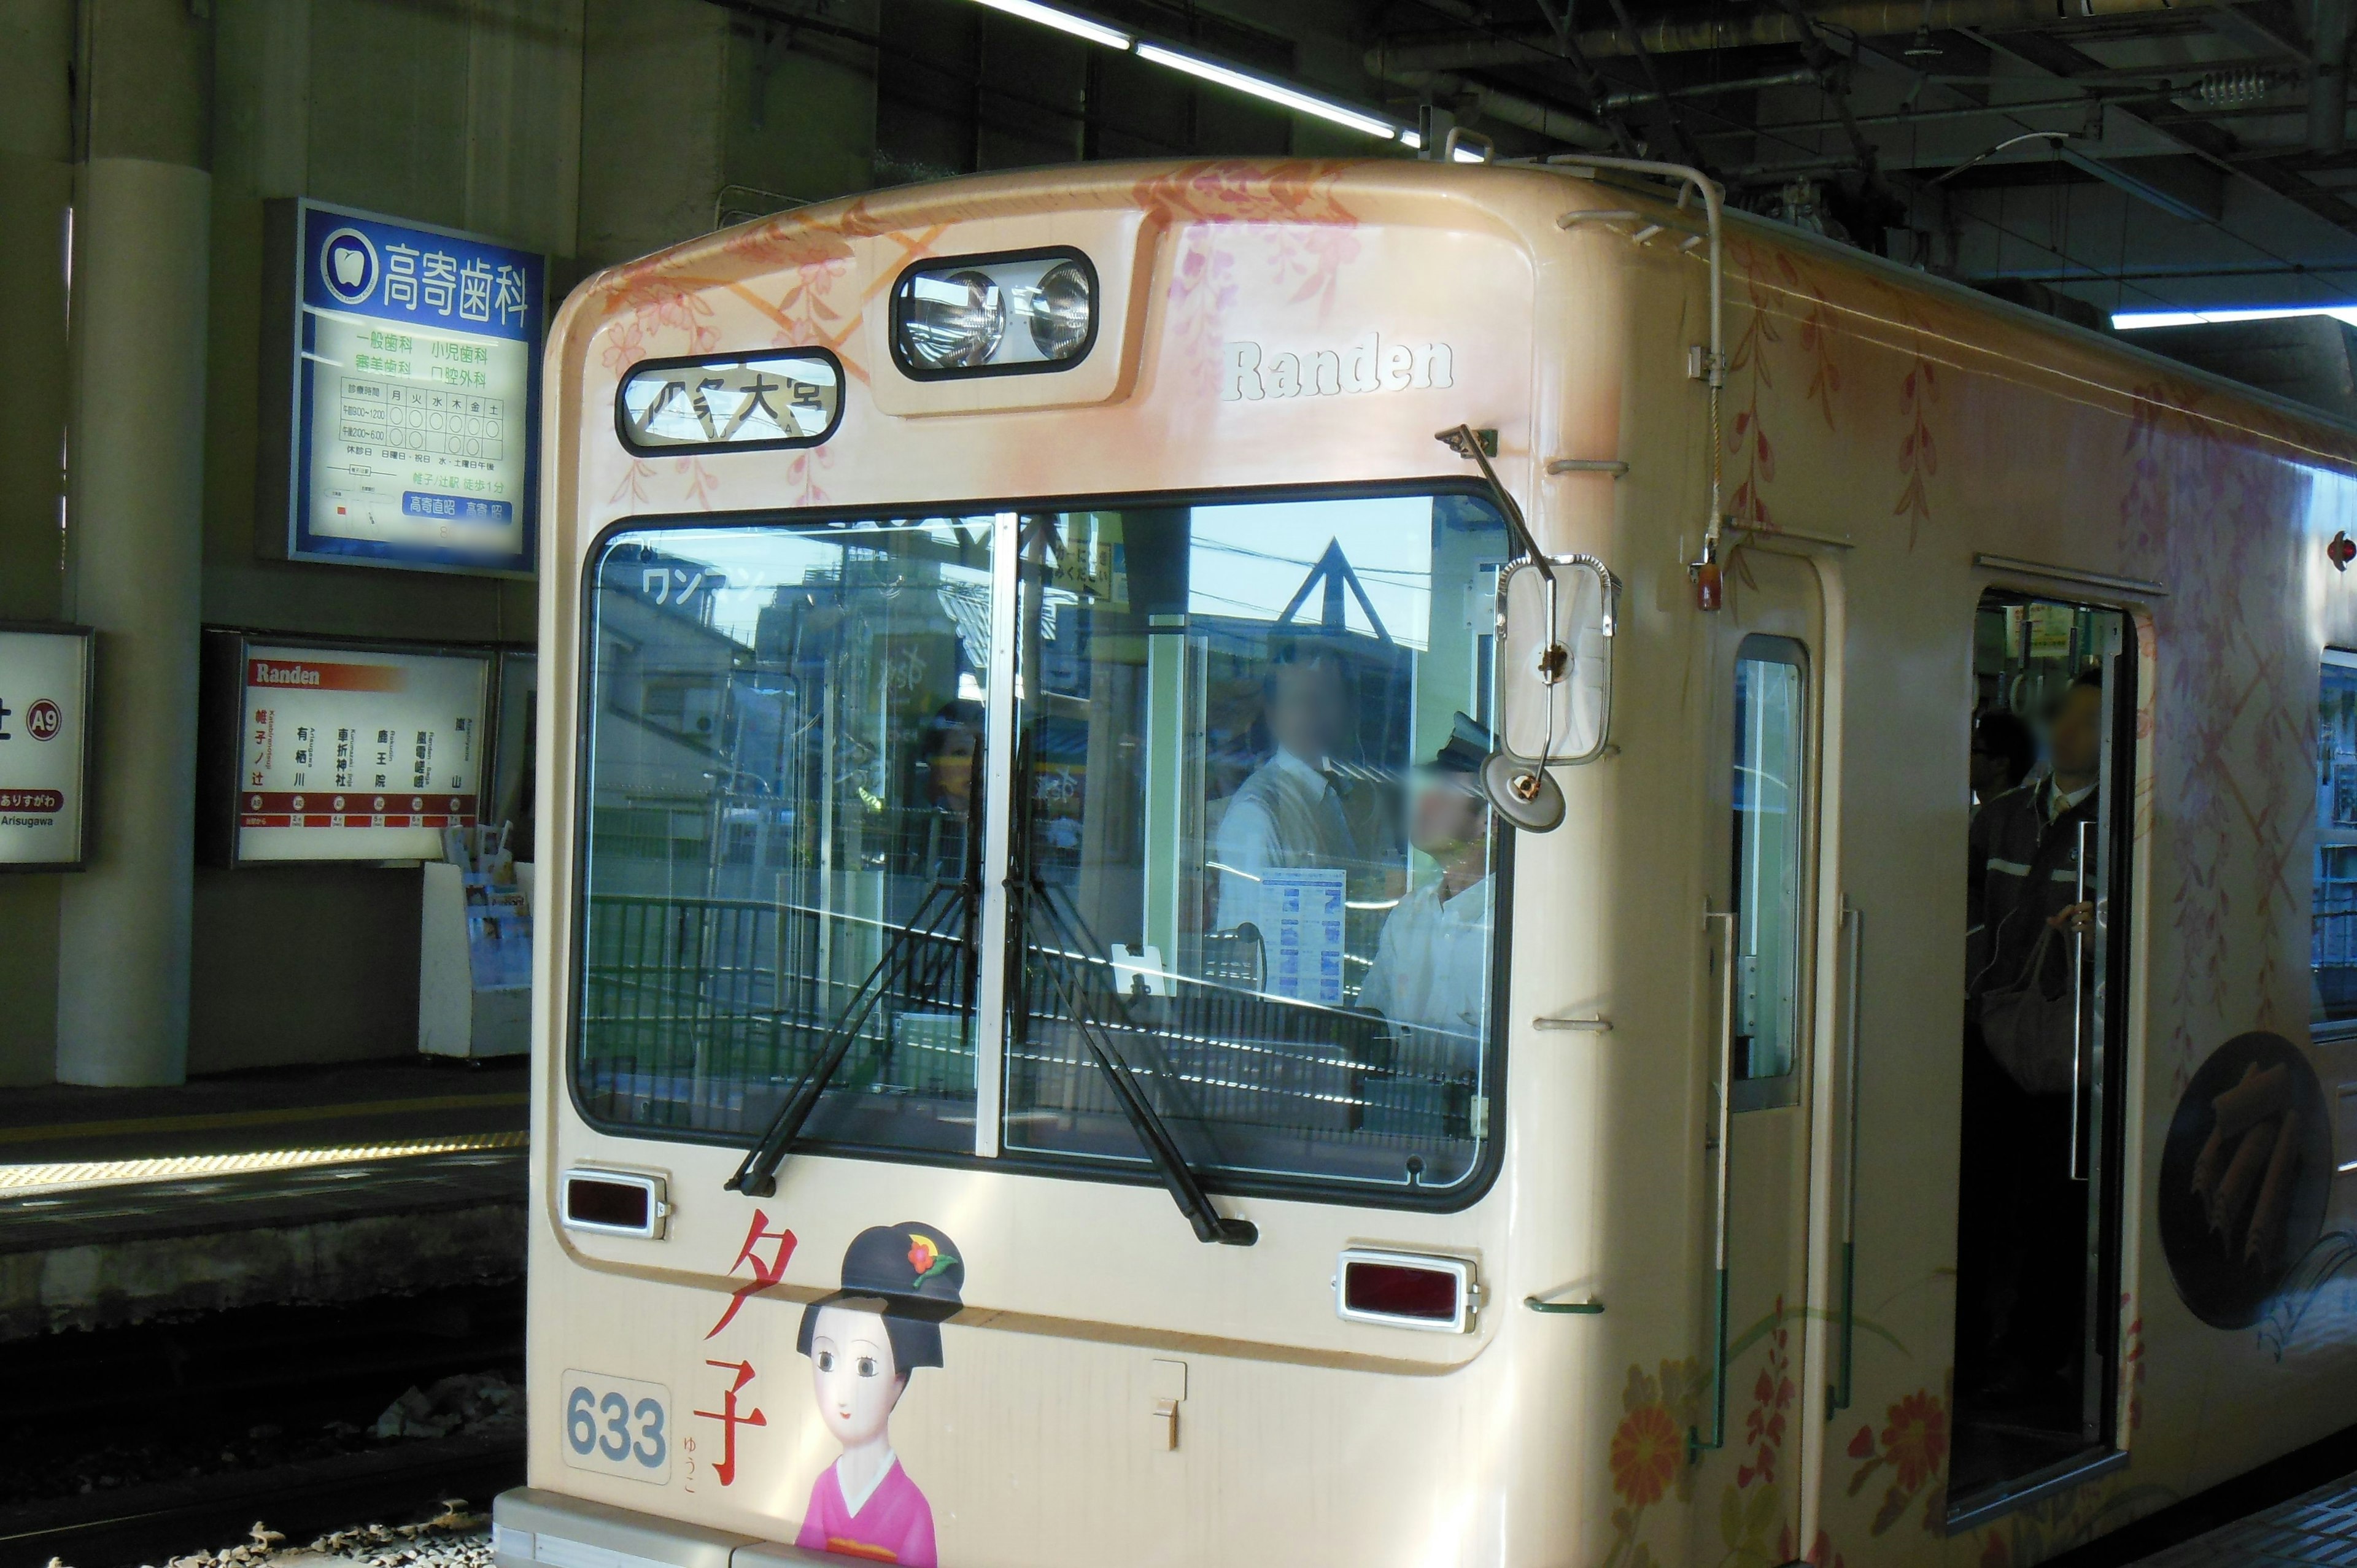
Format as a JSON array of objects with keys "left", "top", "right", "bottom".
[
  {"left": 1334, "top": 1250, "right": 1475, "bottom": 1332},
  {"left": 562, "top": 1169, "right": 669, "bottom": 1239}
]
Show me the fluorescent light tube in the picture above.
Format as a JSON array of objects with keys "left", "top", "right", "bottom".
[
  {"left": 1135, "top": 42, "right": 1399, "bottom": 139},
  {"left": 967, "top": 0, "right": 1131, "bottom": 50},
  {"left": 1400, "top": 129, "right": 1425, "bottom": 150},
  {"left": 2113, "top": 305, "right": 2357, "bottom": 330}
]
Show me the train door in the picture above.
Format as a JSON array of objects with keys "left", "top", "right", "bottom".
[
  {"left": 1947, "top": 590, "right": 2134, "bottom": 1525},
  {"left": 1692, "top": 546, "right": 1824, "bottom": 1551}
]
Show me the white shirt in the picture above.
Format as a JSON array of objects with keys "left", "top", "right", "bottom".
[
  {"left": 1358, "top": 872, "right": 1492, "bottom": 1052},
  {"left": 1212, "top": 748, "right": 1357, "bottom": 931},
  {"left": 2047, "top": 779, "right": 2096, "bottom": 821}
]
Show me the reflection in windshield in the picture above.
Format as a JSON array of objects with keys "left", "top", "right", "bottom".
[
  {"left": 578, "top": 520, "right": 994, "bottom": 1149},
  {"left": 1005, "top": 496, "right": 1508, "bottom": 1191},
  {"left": 573, "top": 493, "right": 1513, "bottom": 1197}
]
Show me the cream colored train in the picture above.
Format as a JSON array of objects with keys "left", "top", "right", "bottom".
[{"left": 493, "top": 154, "right": 2357, "bottom": 1568}]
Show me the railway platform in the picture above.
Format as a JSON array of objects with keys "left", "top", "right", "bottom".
[
  {"left": 0, "top": 1060, "right": 527, "bottom": 1340},
  {"left": 2129, "top": 1479, "right": 2357, "bottom": 1566}
]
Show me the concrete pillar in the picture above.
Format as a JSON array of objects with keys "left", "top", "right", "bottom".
[{"left": 54, "top": 157, "right": 211, "bottom": 1087}]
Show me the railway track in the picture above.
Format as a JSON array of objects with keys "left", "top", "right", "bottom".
[
  {"left": 2, "top": 1432, "right": 519, "bottom": 1568},
  {"left": 0, "top": 1283, "right": 524, "bottom": 1568}
]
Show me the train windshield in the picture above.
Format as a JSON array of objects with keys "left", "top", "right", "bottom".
[{"left": 573, "top": 490, "right": 1512, "bottom": 1200}]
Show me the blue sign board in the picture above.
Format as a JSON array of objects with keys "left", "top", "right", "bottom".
[{"left": 287, "top": 201, "right": 544, "bottom": 575}]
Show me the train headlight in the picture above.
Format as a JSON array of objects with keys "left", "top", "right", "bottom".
[
  {"left": 1026, "top": 258, "right": 1094, "bottom": 360},
  {"left": 901, "top": 268, "right": 1006, "bottom": 371},
  {"left": 892, "top": 249, "right": 1098, "bottom": 379}
]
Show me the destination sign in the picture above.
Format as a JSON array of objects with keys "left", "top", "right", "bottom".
[{"left": 617, "top": 350, "right": 844, "bottom": 452}]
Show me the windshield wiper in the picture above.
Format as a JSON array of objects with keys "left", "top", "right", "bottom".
[
  {"left": 724, "top": 866, "right": 1252, "bottom": 1244},
  {"left": 727, "top": 878, "right": 973, "bottom": 1197},
  {"left": 1024, "top": 881, "right": 1257, "bottom": 1246}
]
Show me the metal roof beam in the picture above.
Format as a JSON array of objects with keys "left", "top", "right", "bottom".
[{"left": 1369, "top": 0, "right": 2222, "bottom": 65}]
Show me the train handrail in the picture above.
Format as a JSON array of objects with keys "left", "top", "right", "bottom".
[
  {"left": 1524, "top": 1287, "right": 1605, "bottom": 1315},
  {"left": 2070, "top": 821, "right": 2092, "bottom": 1183},
  {"left": 1830, "top": 897, "right": 1864, "bottom": 1416},
  {"left": 1692, "top": 906, "right": 1738, "bottom": 1464}
]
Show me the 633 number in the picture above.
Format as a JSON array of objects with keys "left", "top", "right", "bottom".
[{"left": 559, "top": 1370, "right": 671, "bottom": 1484}]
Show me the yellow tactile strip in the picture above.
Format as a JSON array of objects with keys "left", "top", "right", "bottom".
[
  {"left": 0, "top": 1092, "right": 528, "bottom": 1148},
  {"left": 0, "top": 1129, "right": 529, "bottom": 1194}
]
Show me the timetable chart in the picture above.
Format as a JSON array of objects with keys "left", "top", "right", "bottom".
[
  {"left": 234, "top": 643, "right": 492, "bottom": 863},
  {"left": 341, "top": 380, "right": 508, "bottom": 465}
]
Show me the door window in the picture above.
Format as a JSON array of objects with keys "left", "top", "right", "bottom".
[
  {"left": 1732, "top": 636, "right": 1808, "bottom": 1105},
  {"left": 2313, "top": 651, "right": 2357, "bottom": 1032}
]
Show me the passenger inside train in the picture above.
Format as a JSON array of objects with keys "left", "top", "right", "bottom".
[
  {"left": 1970, "top": 708, "right": 2037, "bottom": 809},
  {"left": 1953, "top": 595, "right": 2128, "bottom": 1502}
]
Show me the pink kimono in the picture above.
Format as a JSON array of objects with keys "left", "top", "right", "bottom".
[{"left": 794, "top": 1456, "right": 937, "bottom": 1566}]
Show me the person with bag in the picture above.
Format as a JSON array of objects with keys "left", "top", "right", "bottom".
[{"left": 1955, "top": 666, "right": 2105, "bottom": 1415}]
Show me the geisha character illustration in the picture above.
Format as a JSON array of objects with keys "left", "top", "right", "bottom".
[{"left": 795, "top": 1221, "right": 964, "bottom": 1566}]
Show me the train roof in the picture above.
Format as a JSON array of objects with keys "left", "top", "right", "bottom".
[
  {"left": 565, "top": 156, "right": 2357, "bottom": 481},
  {"left": 1702, "top": 171, "right": 2357, "bottom": 462}
]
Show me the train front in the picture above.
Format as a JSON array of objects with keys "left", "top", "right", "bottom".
[{"left": 506, "top": 158, "right": 1635, "bottom": 1568}]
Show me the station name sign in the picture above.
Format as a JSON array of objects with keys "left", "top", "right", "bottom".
[
  {"left": 281, "top": 201, "right": 545, "bottom": 576},
  {"left": 0, "top": 625, "right": 94, "bottom": 870}
]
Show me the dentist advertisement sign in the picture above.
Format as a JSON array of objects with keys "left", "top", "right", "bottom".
[{"left": 278, "top": 201, "right": 544, "bottom": 576}]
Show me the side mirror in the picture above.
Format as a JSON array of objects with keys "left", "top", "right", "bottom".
[{"left": 1485, "top": 554, "right": 1619, "bottom": 832}]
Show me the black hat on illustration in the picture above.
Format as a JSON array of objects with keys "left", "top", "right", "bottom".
[{"left": 797, "top": 1221, "right": 966, "bottom": 1372}]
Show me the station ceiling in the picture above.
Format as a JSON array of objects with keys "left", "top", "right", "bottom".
[
  {"left": 1358, "top": 0, "right": 2357, "bottom": 319},
  {"left": 770, "top": 0, "right": 2357, "bottom": 322}
]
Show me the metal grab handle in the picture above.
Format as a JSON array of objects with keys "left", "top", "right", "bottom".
[
  {"left": 2070, "top": 821, "right": 2091, "bottom": 1183},
  {"left": 1692, "top": 908, "right": 1737, "bottom": 1462},
  {"left": 1830, "top": 898, "right": 1864, "bottom": 1416},
  {"left": 1525, "top": 1291, "right": 1606, "bottom": 1315}
]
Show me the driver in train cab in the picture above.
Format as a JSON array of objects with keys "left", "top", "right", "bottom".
[
  {"left": 1958, "top": 665, "right": 2104, "bottom": 1407},
  {"left": 1358, "top": 715, "right": 1493, "bottom": 1059},
  {"left": 1212, "top": 640, "right": 1363, "bottom": 932}
]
